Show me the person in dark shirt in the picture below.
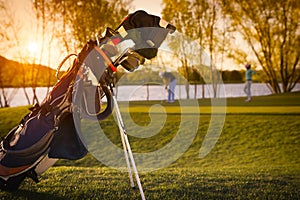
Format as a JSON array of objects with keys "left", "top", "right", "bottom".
[{"left": 159, "top": 71, "right": 177, "bottom": 103}]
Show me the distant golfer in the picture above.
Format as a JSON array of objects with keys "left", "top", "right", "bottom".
[
  {"left": 159, "top": 71, "right": 176, "bottom": 103},
  {"left": 244, "top": 63, "right": 256, "bottom": 102}
]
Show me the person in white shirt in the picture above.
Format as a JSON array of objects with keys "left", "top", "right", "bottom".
[
  {"left": 244, "top": 63, "right": 256, "bottom": 102},
  {"left": 159, "top": 71, "right": 177, "bottom": 103}
]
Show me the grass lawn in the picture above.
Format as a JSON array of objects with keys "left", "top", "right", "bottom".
[{"left": 0, "top": 92, "right": 299, "bottom": 199}]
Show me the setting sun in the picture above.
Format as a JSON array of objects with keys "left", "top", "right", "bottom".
[{"left": 27, "top": 42, "right": 38, "bottom": 54}]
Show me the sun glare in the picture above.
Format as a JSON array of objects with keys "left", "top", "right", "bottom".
[{"left": 27, "top": 42, "right": 38, "bottom": 54}]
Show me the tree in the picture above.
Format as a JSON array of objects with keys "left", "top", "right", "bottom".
[
  {"left": 33, "top": 0, "right": 132, "bottom": 99},
  {"left": 221, "top": 70, "right": 243, "bottom": 83},
  {"left": 0, "top": 0, "right": 32, "bottom": 106},
  {"left": 221, "top": 0, "right": 300, "bottom": 93},
  {"left": 34, "top": 0, "right": 132, "bottom": 52},
  {"left": 162, "top": 0, "right": 225, "bottom": 98},
  {"left": 161, "top": 0, "right": 192, "bottom": 99},
  {"left": 33, "top": 0, "right": 58, "bottom": 94}
]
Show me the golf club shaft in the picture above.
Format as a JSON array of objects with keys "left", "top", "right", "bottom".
[
  {"left": 112, "top": 95, "right": 135, "bottom": 187},
  {"left": 112, "top": 94, "right": 145, "bottom": 200},
  {"left": 123, "top": 133, "right": 145, "bottom": 200}
]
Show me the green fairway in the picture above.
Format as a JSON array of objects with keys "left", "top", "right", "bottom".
[
  {"left": 122, "top": 105, "right": 300, "bottom": 114},
  {"left": 0, "top": 92, "right": 299, "bottom": 199}
]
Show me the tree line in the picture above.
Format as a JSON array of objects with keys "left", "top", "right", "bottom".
[
  {"left": 117, "top": 65, "right": 268, "bottom": 85},
  {"left": 0, "top": 56, "right": 57, "bottom": 87},
  {"left": 0, "top": 55, "right": 58, "bottom": 107}
]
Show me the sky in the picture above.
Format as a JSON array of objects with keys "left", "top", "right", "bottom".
[{"left": 131, "top": 0, "right": 163, "bottom": 17}]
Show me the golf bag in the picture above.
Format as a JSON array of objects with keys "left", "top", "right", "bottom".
[{"left": 0, "top": 10, "right": 175, "bottom": 191}]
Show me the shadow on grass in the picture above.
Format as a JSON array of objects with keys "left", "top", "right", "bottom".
[{"left": 2, "top": 189, "right": 67, "bottom": 200}]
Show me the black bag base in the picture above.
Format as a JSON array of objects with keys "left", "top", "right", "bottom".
[
  {"left": 0, "top": 169, "right": 38, "bottom": 192},
  {"left": 48, "top": 113, "right": 87, "bottom": 160}
]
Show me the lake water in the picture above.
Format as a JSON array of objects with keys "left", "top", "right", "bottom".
[{"left": 2, "top": 83, "right": 300, "bottom": 107}]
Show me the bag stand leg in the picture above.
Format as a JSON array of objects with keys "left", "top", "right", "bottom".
[{"left": 112, "top": 93, "right": 146, "bottom": 200}]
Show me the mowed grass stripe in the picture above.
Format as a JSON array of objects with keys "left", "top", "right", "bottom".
[{"left": 123, "top": 106, "right": 300, "bottom": 114}]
